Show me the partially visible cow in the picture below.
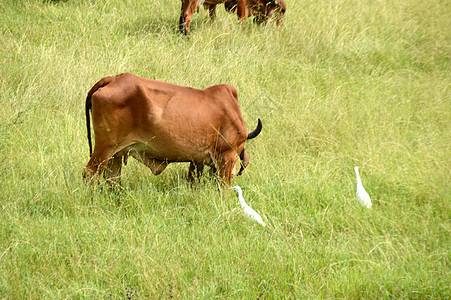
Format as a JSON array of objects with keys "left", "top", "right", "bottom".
[
  {"left": 225, "top": 0, "right": 286, "bottom": 25},
  {"left": 179, "top": 0, "right": 248, "bottom": 35},
  {"left": 83, "top": 73, "right": 262, "bottom": 186}
]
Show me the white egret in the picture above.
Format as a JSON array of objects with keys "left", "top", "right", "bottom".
[
  {"left": 229, "top": 186, "right": 266, "bottom": 227},
  {"left": 354, "top": 166, "right": 372, "bottom": 208}
]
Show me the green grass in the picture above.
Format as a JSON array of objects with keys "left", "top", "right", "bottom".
[{"left": 0, "top": 0, "right": 449, "bottom": 298}]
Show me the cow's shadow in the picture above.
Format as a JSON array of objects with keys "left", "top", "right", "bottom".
[
  {"left": 123, "top": 162, "right": 219, "bottom": 194},
  {"left": 124, "top": 16, "right": 176, "bottom": 36},
  {"left": 124, "top": 15, "right": 208, "bottom": 37}
]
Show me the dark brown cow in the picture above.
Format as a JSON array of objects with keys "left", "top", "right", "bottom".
[
  {"left": 83, "top": 73, "right": 262, "bottom": 186},
  {"left": 225, "top": 0, "right": 286, "bottom": 25},
  {"left": 179, "top": 0, "right": 248, "bottom": 35}
]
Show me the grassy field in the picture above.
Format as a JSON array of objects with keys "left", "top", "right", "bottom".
[{"left": 0, "top": 0, "right": 449, "bottom": 298}]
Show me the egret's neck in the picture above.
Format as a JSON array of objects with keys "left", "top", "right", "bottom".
[
  {"left": 237, "top": 193, "right": 247, "bottom": 207},
  {"left": 355, "top": 168, "right": 363, "bottom": 186}
]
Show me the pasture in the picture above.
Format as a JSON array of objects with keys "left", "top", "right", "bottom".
[{"left": 0, "top": 0, "right": 449, "bottom": 298}]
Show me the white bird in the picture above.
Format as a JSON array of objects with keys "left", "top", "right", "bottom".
[
  {"left": 229, "top": 186, "right": 266, "bottom": 227},
  {"left": 354, "top": 166, "right": 372, "bottom": 208}
]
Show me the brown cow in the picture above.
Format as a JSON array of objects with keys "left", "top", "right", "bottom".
[
  {"left": 179, "top": 0, "right": 248, "bottom": 35},
  {"left": 225, "top": 0, "right": 286, "bottom": 25},
  {"left": 83, "top": 73, "right": 262, "bottom": 186}
]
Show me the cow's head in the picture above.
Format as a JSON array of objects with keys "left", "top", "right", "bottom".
[
  {"left": 268, "top": 0, "right": 286, "bottom": 25},
  {"left": 224, "top": 0, "right": 286, "bottom": 25},
  {"left": 252, "top": 0, "right": 286, "bottom": 26}
]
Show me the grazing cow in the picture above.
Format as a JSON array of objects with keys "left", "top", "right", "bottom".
[
  {"left": 225, "top": 0, "right": 286, "bottom": 25},
  {"left": 83, "top": 73, "right": 262, "bottom": 186},
  {"left": 179, "top": 0, "right": 248, "bottom": 35}
]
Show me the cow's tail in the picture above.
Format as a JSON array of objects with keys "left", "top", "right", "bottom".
[
  {"left": 247, "top": 118, "right": 262, "bottom": 140},
  {"left": 85, "top": 76, "right": 114, "bottom": 157}
]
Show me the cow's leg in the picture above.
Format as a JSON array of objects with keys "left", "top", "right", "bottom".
[
  {"left": 148, "top": 160, "right": 168, "bottom": 175},
  {"left": 209, "top": 164, "right": 217, "bottom": 176},
  {"left": 180, "top": 0, "right": 199, "bottom": 35},
  {"left": 103, "top": 155, "right": 123, "bottom": 186},
  {"left": 236, "top": 0, "right": 248, "bottom": 22},
  {"left": 83, "top": 147, "right": 113, "bottom": 183},
  {"left": 224, "top": 1, "right": 236, "bottom": 13},
  {"left": 205, "top": 4, "right": 217, "bottom": 21},
  {"left": 188, "top": 162, "right": 204, "bottom": 183},
  {"left": 179, "top": 0, "right": 187, "bottom": 33},
  {"left": 179, "top": 14, "right": 185, "bottom": 34},
  {"left": 217, "top": 151, "right": 238, "bottom": 185}
]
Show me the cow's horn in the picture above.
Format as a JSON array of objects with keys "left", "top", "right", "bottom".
[{"left": 247, "top": 118, "right": 262, "bottom": 140}]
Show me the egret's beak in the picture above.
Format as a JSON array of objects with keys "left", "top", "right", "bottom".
[{"left": 227, "top": 187, "right": 233, "bottom": 190}]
